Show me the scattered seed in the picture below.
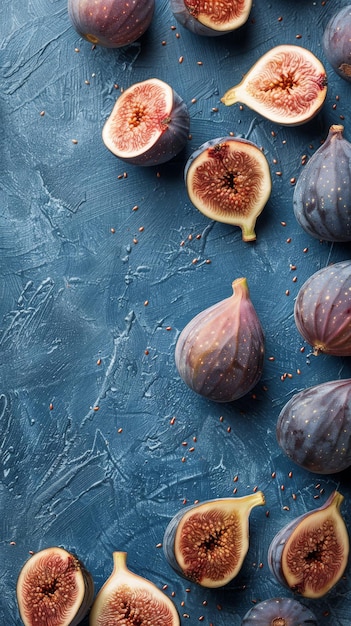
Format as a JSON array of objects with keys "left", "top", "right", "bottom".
[
  {"left": 233, "top": 475, "right": 239, "bottom": 482},
  {"left": 268, "top": 356, "right": 275, "bottom": 361},
  {"left": 49, "top": 403, "right": 54, "bottom": 411},
  {"left": 110, "top": 227, "right": 115, "bottom": 233},
  {"left": 156, "top": 543, "right": 162, "bottom": 548},
  {"left": 285, "top": 289, "right": 290, "bottom": 296},
  {"left": 179, "top": 56, "right": 184, "bottom": 63},
  {"left": 197, "top": 61, "right": 203, "bottom": 65},
  {"left": 72, "top": 139, "right": 78, "bottom": 144},
  {"left": 96, "top": 358, "right": 102, "bottom": 366},
  {"left": 280, "top": 221, "right": 286, "bottom": 227},
  {"left": 295, "top": 34, "right": 302, "bottom": 39},
  {"left": 286, "top": 237, "right": 292, "bottom": 243},
  {"left": 161, "top": 40, "right": 166, "bottom": 46},
  {"left": 144, "top": 349, "right": 149, "bottom": 355},
  {"left": 181, "top": 457, "right": 186, "bottom": 462},
  {"left": 166, "top": 326, "right": 172, "bottom": 331},
  {"left": 117, "top": 427, "right": 123, "bottom": 433},
  {"left": 40, "top": 110, "right": 45, "bottom": 116},
  {"left": 303, "top": 247, "right": 308, "bottom": 253},
  {"left": 93, "top": 406, "right": 99, "bottom": 412},
  {"left": 283, "top": 505, "right": 290, "bottom": 510},
  {"left": 271, "top": 471, "right": 276, "bottom": 478},
  {"left": 74, "top": 47, "right": 80, "bottom": 52},
  {"left": 292, "top": 493, "right": 297, "bottom": 500},
  {"left": 170, "top": 417, "right": 176, "bottom": 425}
]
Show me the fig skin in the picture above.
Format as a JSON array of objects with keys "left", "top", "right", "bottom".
[
  {"left": 89, "top": 551, "right": 179, "bottom": 625},
  {"left": 221, "top": 45, "right": 327, "bottom": 126},
  {"left": 102, "top": 78, "right": 190, "bottom": 166},
  {"left": 276, "top": 378, "right": 351, "bottom": 474},
  {"left": 184, "top": 137, "right": 272, "bottom": 241},
  {"left": 323, "top": 5, "right": 351, "bottom": 83},
  {"left": 175, "top": 277, "right": 265, "bottom": 402},
  {"left": 293, "top": 125, "right": 351, "bottom": 242},
  {"left": 268, "top": 491, "right": 349, "bottom": 599},
  {"left": 170, "top": 0, "right": 252, "bottom": 37},
  {"left": 67, "top": 0, "right": 155, "bottom": 48},
  {"left": 294, "top": 260, "right": 351, "bottom": 356},
  {"left": 163, "top": 493, "right": 265, "bottom": 588},
  {"left": 16, "top": 546, "right": 94, "bottom": 626},
  {"left": 241, "top": 597, "right": 318, "bottom": 625}
]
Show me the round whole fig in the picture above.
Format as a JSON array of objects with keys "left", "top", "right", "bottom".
[
  {"left": 276, "top": 378, "right": 351, "bottom": 474},
  {"left": 175, "top": 277, "right": 265, "bottom": 402},
  {"left": 221, "top": 45, "right": 327, "bottom": 126},
  {"left": 170, "top": 0, "right": 252, "bottom": 37},
  {"left": 102, "top": 78, "right": 190, "bottom": 166},
  {"left": 241, "top": 597, "right": 318, "bottom": 626},
  {"left": 293, "top": 125, "right": 351, "bottom": 242},
  {"left": 68, "top": 0, "right": 155, "bottom": 48},
  {"left": 323, "top": 5, "right": 351, "bottom": 82},
  {"left": 294, "top": 260, "right": 351, "bottom": 356}
]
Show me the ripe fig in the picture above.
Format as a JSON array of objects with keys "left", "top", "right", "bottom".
[
  {"left": 323, "top": 5, "right": 351, "bottom": 83},
  {"left": 184, "top": 137, "right": 272, "bottom": 241},
  {"left": 163, "top": 493, "right": 265, "bottom": 588},
  {"left": 16, "top": 546, "right": 94, "bottom": 626},
  {"left": 102, "top": 78, "right": 190, "bottom": 166},
  {"left": 221, "top": 45, "right": 328, "bottom": 126},
  {"left": 67, "top": 0, "right": 155, "bottom": 48},
  {"left": 170, "top": 0, "right": 252, "bottom": 37},
  {"left": 89, "top": 551, "right": 179, "bottom": 625},
  {"left": 276, "top": 378, "right": 351, "bottom": 474},
  {"left": 293, "top": 125, "right": 351, "bottom": 242},
  {"left": 294, "top": 260, "right": 351, "bottom": 356},
  {"left": 241, "top": 597, "right": 318, "bottom": 626},
  {"left": 268, "top": 491, "right": 349, "bottom": 598},
  {"left": 175, "top": 277, "right": 265, "bottom": 402}
]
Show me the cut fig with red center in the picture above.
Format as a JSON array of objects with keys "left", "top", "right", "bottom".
[
  {"left": 170, "top": 0, "right": 252, "bottom": 36},
  {"left": 102, "top": 78, "right": 190, "bottom": 166}
]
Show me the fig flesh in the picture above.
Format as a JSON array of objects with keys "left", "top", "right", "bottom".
[
  {"left": 16, "top": 546, "right": 94, "bottom": 626},
  {"left": 102, "top": 78, "right": 190, "bottom": 166},
  {"left": 323, "top": 5, "right": 351, "bottom": 83},
  {"left": 241, "top": 597, "right": 318, "bottom": 626},
  {"left": 268, "top": 491, "right": 349, "bottom": 599},
  {"left": 175, "top": 277, "right": 265, "bottom": 402},
  {"left": 170, "top": 0, "right": 252, "bottom": 37},
  {"left": 221, "top": 45, "right": 328, "bottom": 126},
  {"left": 294, "top": 260, "right": 351, "bottom": 356},
  {"left": 89, "top": 551, "right": 179, "bottom": 625},
  {"left": 67, "top": 0, "right": 155, "bottom": 48},
  {"left": 184, "top": 137, "right": 272, "bottom": 241},
  {"left": 293, "top": 125, "right": 351, "bottom": 242},
  {"left": 163, "top": 493, "right": 265, "bottom": 588},
  {"left": 276, "top": 378, "right": 351, "bottom": 474}
]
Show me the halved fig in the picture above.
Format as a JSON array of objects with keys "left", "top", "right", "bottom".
[
  {"left": 323, "top": 5, "right": 351, "bottom": 83},
  {"left": 184, "top": 137, "right": 271, "bottom": 241},
  {"left": 221, "top": 45, "right": 328, "bottom": 126},
  {"left": 89, "top": 551, "right": 179, "bottom": 625},
  {"left": 175, "top": 277, "right": 265, "bottom": 402},
  {"left": 163, "top": 493, "right": 265, "bottom": 588},
  {"left": 170, "top": 0, "right": 252, "bottom": 37},
  {"left": 102, "top": 78, "right": 190, "bottom": 166},
  {"left": 268, "top": 491, "right": 349, "bottom": 599},
  {"left": 241, "top": 597, "right": 318, "bottom": 625},
  {"left": 67, "top": 0, "right": 155, "bottom": 48},
  {"left": 16, "top": 546, "right": 94, "bottom": 626}
]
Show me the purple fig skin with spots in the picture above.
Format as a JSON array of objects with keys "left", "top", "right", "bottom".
[
  {"left": 294, "top": 260, "right": 351, "bottom": 356},
  {"left": 323, "top": 5, "right": 351, "bottom": 83},
  {"left": 68, "top": 0, "right": 155, "bottom": 48},
  {"left": 241, "top": 597, "right": 318, "bottom": 626},
  {"left": 276, "top": 378, "right": 351, "bottom": 474},
  {"left": 175, "top": 278, "right": 265, "bottom": 402},
  {"left": 293, "top": 125, "right": 351, "bottom": 242}
]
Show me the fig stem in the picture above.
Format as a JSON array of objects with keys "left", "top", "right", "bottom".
[
  {"left": 221, "top": 86, "right": 239, "bottom": 106},
  {"left": 112, "top": 551, "right": 128, "bottom": 572}
]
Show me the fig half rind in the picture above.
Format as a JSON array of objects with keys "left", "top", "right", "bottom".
[
  {"left": 323, "top": 5, "right": 351, "bottom": 83},
  {"left": 293, "top": 125, "right": 351, "bottom": 242},
  {"left": 276, "top": 378, "right": 351, "bottom": 474},
  {"left": 163, "top": 493, "right": 265, "bottom": 588},
  {"left": 221, "top": 45, "right": 327, "bottom": 126},
  {"left": 102, "top": 78, "right": 190, "bottom": 166},
  {"left": 268, "top": 491, "right": 349, "bottom": 599},
  {"left": 175, "top": 278, "right": 265, "bottom": 402},
  {"left": 170, "top": 0, "right": 252, "bottom": 36},
  {"left": 16, "top": 547, "right": 94, "bottom": 626},
  {"left": 294, "top": 260, "right": 351, "bottom": 356},
  {"left": 241, "top": 597, "right": 318, "bottom": 625},
  {"left": 184, "top": 137, "right": 271, "bottom": 241}
]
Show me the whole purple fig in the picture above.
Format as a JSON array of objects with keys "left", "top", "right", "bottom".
[
  {"left": 323, "top": 5, "right": 351, "bottom": 82},
  {"left": 175, "top": 278, "right": 265, "bottom": 402}
]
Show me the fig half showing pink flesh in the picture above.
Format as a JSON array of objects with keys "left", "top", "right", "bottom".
[
  {"left": 170, "top": 0, "right": 252, "bottom": 37},
  {"left": 102, "top": 78, "right": 190, "bottom": 166}
]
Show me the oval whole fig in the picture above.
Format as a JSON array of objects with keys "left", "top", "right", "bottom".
[
  {"left": 170, "top": 0, "right": 252, "bottom": 37},
  {"left": 294, "top": 260, "right": 351, "bottom": 356},
  {"left": 221, "top": 45, "right": 328, "bottom": 126},
  {"left": 102, "top": 78, "right": 190, "bottom": 166},
  {"left": 16, "top": 547, "right": 94, "bottom": 626},
  {"left": 67, "top": 0, "right": 155, "bottom": 48},
  {"left": 184, "top": 137, "right": 272, "bottom": 241},
  {"left": 293, "top": 125, "right": 351, "bottom": 242},
  {"left": 277, "top": 378, "right": 351, "bottom": 474},
  {"left": 323, "top": 5, "right": 351, "bottom": 83},
  {"left": 175, "top": 277, "right": 265, "bottom": 402},
  {"left": 241, "top": 597, "right": 318, "bottom": 626},
  {"left": 163, "top": 493, "right": 265, "bottom": 588},
  {"left": 268, "top": 491, "right": 349, "bottom": 599},
  {"left": 89, "top": 551, "right": 179, "bottom": 625}
]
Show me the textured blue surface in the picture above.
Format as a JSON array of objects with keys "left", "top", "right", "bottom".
[{"left": 1, "top": 0, "right": 351, "bottom": 624}]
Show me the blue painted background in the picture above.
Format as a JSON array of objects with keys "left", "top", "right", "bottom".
[{"left": 1, "top": 0, "right": 351, "bottom": 623}]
